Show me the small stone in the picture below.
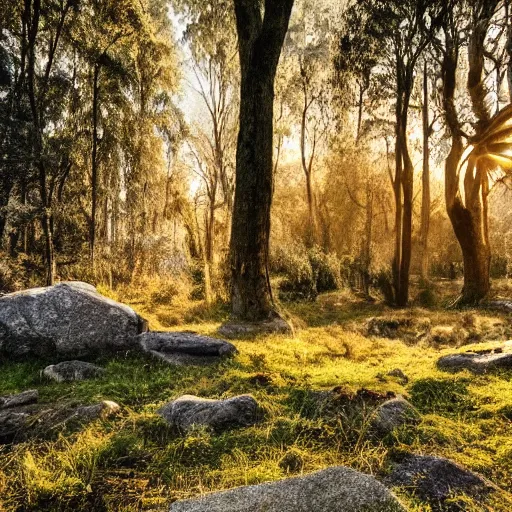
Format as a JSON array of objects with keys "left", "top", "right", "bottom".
[
  {"left": 169, "top": 466, "right": 406, "bottom": 512},
  {"left": 70, "top": 400, "right": 120, "bottom": 422},
  {"left": 387, "top": 369, "right": 409, "bottom": 384},
  {"left": 369, "top": 397, "right": 421, "bottom": 438},
  {"left": 43, "top": 361, "right": 105, "bottom": 382},
  {"left": 0, "top": 389, "right": 38, "bottom": 409},
  {"left": 437, "top": 352, "right": 512, "bottom": 374},
  {"left": 385, "top": 454, "right": 497, "bottom": 507},
  {"left": 158, "top": 394, "right": 259, "bottom": 433}
]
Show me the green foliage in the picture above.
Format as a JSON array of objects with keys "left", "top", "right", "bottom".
[
  {"left": 272, "top": 243, "right": 343, "bottom": 302},
  {"left": 308, "top": 246, "right": 341, "bottom": 293}
]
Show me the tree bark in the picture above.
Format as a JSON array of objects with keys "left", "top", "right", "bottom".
[
  {"left": 441, "top": 9, "right": 493, "bottom": 305},
  {"left": 230, "top": 0, "right": 294, "bottom": 321},
  {"left": 90, "top": 63, "right": 100, "bottom": 267},
  {"left": 420, "top": 61, "right": 430, "bottom": 279}
]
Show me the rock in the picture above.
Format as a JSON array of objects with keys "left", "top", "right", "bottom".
[
  {"left": 43, "top": 360, "right": 105, "bottom": 382},
  {"left": 0, "top": 282, "right": 147, "bottom": 359},
  {"left": 0, "top": 389, "right": 38, "bottom": 409},
  {"left": 169, "top": 466, "right": 406, "bottom": 512},
  {"left": 139, "top": 331, "right": 236, "bottom": 366},
  {"left": 158, "top": 394, "right": 259, "bottom": 433},
  {"left": 369, "top": 397, "right": 421, "bottom": 438},
  {"left": 69, "top": 400, "right": 120, "bottom": 422},
  {"left": 437, "top": 352, "right": 512, "bottom": 374},
  {"left": 485, "top": 300, "right": 512, "bottom": 313},
  {"left": 0, "top": 410, "right": 31, "bottom": 442},
  {"left": 218, "top": 316, "right": 292, "bottom": 339},
  {"left": 387, "top": 369, "right": 409, "bottom": 384},
  {"left": 43, "top": 361, "right": 105, "bottom": 382},
  {"left": 385, "top": 454, "right": 496, "bottom": 508}
]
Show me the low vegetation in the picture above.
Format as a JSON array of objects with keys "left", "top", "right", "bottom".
[{"left": 0, "top": 284, "right": 511, "bottom": 511}]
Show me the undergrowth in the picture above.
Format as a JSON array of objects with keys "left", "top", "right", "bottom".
[{"left": 0, "top": 288, "right": 511, "bottom": 511}]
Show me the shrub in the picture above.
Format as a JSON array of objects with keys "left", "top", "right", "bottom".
[
  {"left": 415, "top": 278, "right": 438, "bottom": 308},
  {"left": 374, "top": 268, "right": 395, "bottom": 305},
  {"left": 0, "top": 255, "right": 22, "bottom": 293},
  {"left": 278, "top": 250, "right": 317, "bottom": 302},
  {"left": 188, "top": 260, "right": 205, "bottom": 300},
  {"left": 273, "top": 243, "right": 343, "bottom": 301},
  {"left": 308, "top": 246, "right": 341, "bottom": 293}
]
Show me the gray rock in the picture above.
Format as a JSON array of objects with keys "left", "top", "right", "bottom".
[
  {"left": 369, "top": 397, "right": 421, "bottom": 438},
  {"left": 387, "top": 369, "right": 409, "bottom": 384},
  {"left": 0, "top": 389, "right": 38, "bottom": 409},
  {"left": 158, "top": 394, "right": 259, "bottom": 432},
  {"left": 169, "top": 466, "right": 406, "bottom": 512},
  {"left": 140, "top": 331, "right": 236, "bottom": 365},
  {"left": 385, "top": 454, "right": 496, "bottom": 507},
  {"left": 68, "top": 400, "right": 120, "bottom": 423},
  {"left": 0, "top": 282, "right": 146, "bottom": 358},
  {"left": 485, "top": 300, "right": 512, "bottom": 313},
  {"left": 43, "top": 360, "right": 105, "bottom": 382},
  {"left": 0, "top": 410, "right": 31, "bottom": 441},
  {"left": 437, "top": 352, "right": 512, "bottom": 374}
]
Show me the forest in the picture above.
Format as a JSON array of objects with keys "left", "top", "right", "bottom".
[{"left": 0, "top": 0, "right": 512, "bottom": 511}]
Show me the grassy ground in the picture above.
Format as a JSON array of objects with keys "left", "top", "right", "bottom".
[{"left": 0, "top": 285, "right": 512, "bottom": 511}]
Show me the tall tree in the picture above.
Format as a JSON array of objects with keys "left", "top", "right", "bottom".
[
  {"left": 437, "top": 0, "right": 505, "bottom": 304},
  {"left": 230, "top": 0, "right": 294, "bottom": 321}
]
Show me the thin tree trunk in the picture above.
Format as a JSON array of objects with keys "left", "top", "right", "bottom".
[
  {"left": 230, "top": 0, "right": 294, "bottom": 321},
  {"left": 90, "top": 63, "right": 99, "bottom": 267},
  {"left": 420, "top": 61, "right": 430, "bottom": 279}
]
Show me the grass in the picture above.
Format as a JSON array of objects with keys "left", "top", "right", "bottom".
[{"left": 0, "top": 286, "right": 512, "bottom": 511}]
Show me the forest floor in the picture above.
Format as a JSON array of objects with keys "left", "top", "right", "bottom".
[{"left": 1, "top": 281, "right": 512, "bottom": 511}]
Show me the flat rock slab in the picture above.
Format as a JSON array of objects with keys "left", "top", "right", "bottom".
[
  {"left": 369, "top": 397, "right": 421, "bottom": 438},
  {"left": 385, "top": 455, "right": 496, "bottom": 508},
  {"left": 218, "top": 317, "right": 292, "bottom": 339},
  {"left": 0, "top": 281, "right": 146, "bottom": 359},
  {"left": 169, "top": 466, "right": 406, "bottom": 512},
  {"left": 437, "top": 352, "right": 512, "bottom": 374},
  {"left": 0, "top": 389, "right": 38, "bottom": 409},
  {"left": 158, "top": 394, "right": 259, "bottom": 433},
  {"left": 139, "top": 332, "right": 237, "bottom": 366},
  {"left": 43, "top": 361, "right": 105, "bottom": 382}
]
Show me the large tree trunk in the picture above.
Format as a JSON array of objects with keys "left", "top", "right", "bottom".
[
  {"left": 441, "top": 8, "right": 493, "bottom": 305},
  {"left": 230, "top": 0, "right": 294, "bottom": 321}
]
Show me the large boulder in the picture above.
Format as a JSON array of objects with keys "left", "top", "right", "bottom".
[
  {"left": 158, "top": 394, "right": 259, "bottom": 433},
  {"left": 139, "top": 332, "right": 237, "bottom": 365},
  {"left": 43, "top": 360, "right": 105, "bottom": 382},
  {"left": 437, "top": 352, "right": 512, "bottom": 374},
  {"left": 0, "top": 282, "right": 146, "bottom": 358},
  {"left": 385, "top": 454, "right": 497, "bottom": 509},
  {"left": 169, "top": 466, "right": 406, "bottom": 512}
]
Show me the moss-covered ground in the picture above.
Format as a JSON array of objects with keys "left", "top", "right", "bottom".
[{"left": 0, "top": 287, "right": 511, "bottom": 511}]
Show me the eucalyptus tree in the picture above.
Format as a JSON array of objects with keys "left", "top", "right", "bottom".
[{"left": 435, "top": 0, "right": 512, "bottom": 304}]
